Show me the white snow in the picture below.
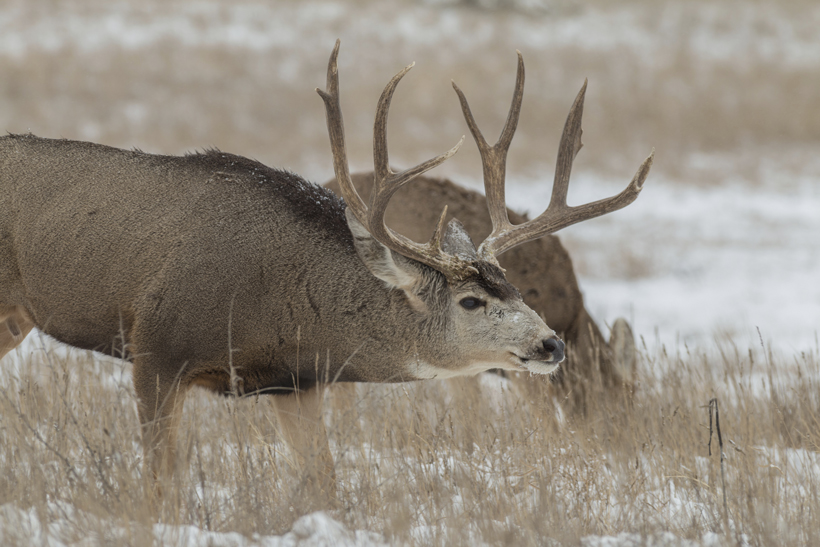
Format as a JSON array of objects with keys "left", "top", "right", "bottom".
[
  {"left": 0, "top": 504, "right": 386, "bottom": 547},
  {"left": 581, "top": 532, "right": 726, "bottom": 547}
]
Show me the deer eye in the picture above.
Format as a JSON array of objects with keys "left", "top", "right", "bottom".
[{"left": 459, "top": 297, "right": 484, "bottom": 310}]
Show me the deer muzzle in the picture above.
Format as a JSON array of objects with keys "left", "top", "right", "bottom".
[{"left": 515, "top": 335, "right": 565, "bottom": 375}]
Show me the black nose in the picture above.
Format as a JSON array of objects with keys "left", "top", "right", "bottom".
[{"left": 543, "top": 337, "right": 565, "bottom": 362}]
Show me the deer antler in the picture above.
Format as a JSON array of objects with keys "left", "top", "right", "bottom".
[
  {"left": 317, "top": 40, "right": 476, "bottom": 280},
  {"left": 453, "top": 51, "right": 654, "bottom": 262}
]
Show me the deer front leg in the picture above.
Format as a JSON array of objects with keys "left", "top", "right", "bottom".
[
  {"left": 132, "top": 358, "right": 189, "bottom": 494},
  {"left": 609, "top": 317, "right": 637, "bottom": 386},
  {"left": 272, "top": 386, "right": 336, "bottom": 501}
]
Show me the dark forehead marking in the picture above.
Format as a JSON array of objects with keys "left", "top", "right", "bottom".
[{"left": 463, "top": 261, "right": 521, "bottom": 301}]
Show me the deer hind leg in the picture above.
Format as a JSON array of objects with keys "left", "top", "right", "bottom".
[
  {"left": 609, "top": 317, "right": 637, "bottom": 385},
  {"left": 0, "top": 306, "right": 35, "bottom": 361},
  {"left": 557, "top": 307, "right": 608, "bottom": 387},
  {"left": 566, "top": 307, "right": 637, "bottom": 389},
  {"left": 131, "top": 358, "right": 190, "bottom": 492},
  {"left": 272, "top": 386, "right": 336, "bottom": 501}
]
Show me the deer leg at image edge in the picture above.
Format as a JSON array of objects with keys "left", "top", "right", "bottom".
[{"left": 0, "top": 307, "right": 35, "bottom": 361}]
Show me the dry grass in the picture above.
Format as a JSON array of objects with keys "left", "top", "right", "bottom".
[{"left": 1, "top": 336, "right": 819, "bottom": 545}]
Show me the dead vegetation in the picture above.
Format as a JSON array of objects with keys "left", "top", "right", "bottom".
[{"left": 0, "top": 336, "right": 819, "bottom": 545}]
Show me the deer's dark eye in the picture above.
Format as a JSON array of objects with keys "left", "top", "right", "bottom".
[{"left": 460, "top": 297, "right": 484, "bottom": 310}]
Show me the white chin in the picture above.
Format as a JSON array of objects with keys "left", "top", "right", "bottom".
[{"left": 518, "top": 359, "right": 561, "bottom": 375}]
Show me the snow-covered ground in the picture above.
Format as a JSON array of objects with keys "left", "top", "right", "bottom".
[
  {"left": 0, "top": 506, "right": 388, "bottom": 547},
  {"left": 4, "top": 417, "right": 818, "bottom": 547}
]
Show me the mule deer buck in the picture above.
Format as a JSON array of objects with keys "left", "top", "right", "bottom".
[
  {"left": 0, "top": 41, "right": 651, "bottom": 494},
  {"left": 324, "top": 173, "right": 638, "bottom": 401}
]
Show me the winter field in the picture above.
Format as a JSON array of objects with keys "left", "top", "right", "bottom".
[{"left": 0, "top": 0, "right": 819, "bottom": 545}]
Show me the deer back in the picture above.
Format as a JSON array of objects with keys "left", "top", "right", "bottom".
[{"left": 0, "top": 135, "right": 421, "bottom": 384}]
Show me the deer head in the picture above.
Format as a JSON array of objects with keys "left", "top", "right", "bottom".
[{"left": 316, "top": 41, "right": 653, "bottom": 378}]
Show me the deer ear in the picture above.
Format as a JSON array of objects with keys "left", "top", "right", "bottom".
[
  {"left": 441, "top": 218, "right": 478, "bottom": 260},
  {"left": 346, "top": 209, "right": 426, "bottom": 308}
]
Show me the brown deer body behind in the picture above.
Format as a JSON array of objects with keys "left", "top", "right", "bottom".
[{"left": 324, "top": 173, "right": 637, "bottom": 395}]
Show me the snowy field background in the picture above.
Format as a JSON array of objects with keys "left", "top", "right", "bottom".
[{"left": 0, "top": 0, "right": 819, "bottom": 545}]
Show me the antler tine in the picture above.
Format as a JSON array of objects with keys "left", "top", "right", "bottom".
[
  {"left": 453, "top": 51, "right": 525, "bottom": 253},
  {"left": 317, "top": 42, "right": 472, "bottom": 278},
  {"left": 497, "top": 51, "right": 526, "bottom": 155},
  {"left": 370, "top": 61, "right": 464, "bottom": 209},
  {"left": 365, "top": 59, "right": 473, "bottom": 278},
  {"left": 429, "top": 206, "right": 449, "bottom": 251},
  {"left": 550, "top": 79, "right": 586, "bottom": 209},
  {"left": 372, "top": 62, "right": 415, "bottom": 184},
  {"left": 316, "top": 39, "right": 369, "bottom": 226},
  {"left": 479, "top": 78, "right": 654, "bottom": 258}
]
